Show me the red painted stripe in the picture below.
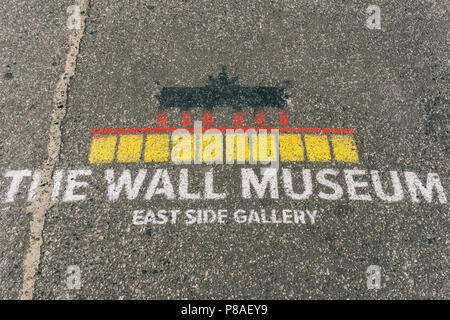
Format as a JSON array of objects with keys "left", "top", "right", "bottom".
[
  {"left": 279, "top": 109, "right": 289, "bottom": 125},
  {"left": 203, "top": 112, "right": 214, "bottom": 125},
  {"left": 256, "top": 110, "right": 266, "bottom": 125},
  {"left": 181, "top": 111, "right": 191, "bottom": 126},
  {"left": 92, "top": 127, "right": 356, "bottom": 134},
  {"left": 233, "top": 111, "right": 244, "bottom": 126},
  {"left": 157, "top": 110, "right": 168, "bottom": 126}
]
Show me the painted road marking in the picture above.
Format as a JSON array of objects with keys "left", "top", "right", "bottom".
[
  {"left": 91, "top": 126, "right": 356, "bottom": 134},
  {"left": 144, "top": 134, "right": 170, "bottom": 162},
  {"left": 304, "top": 135, "right": 332, "bottom": 162},
  {"left": 331, "top": 135, "right": 359, "bottom": 163},
  {"left": 279, "top": 109, "right": 289, "bottom": 125},
  {"left": 279, "top": 134, "right": 304, "bottom": 161},
  {"left": 89, "top": 131, "right": 359, "bottom": 164},
  {"left": 116, "top": 135, "right": 144, "bottom": 163},
  {"left": 88, "top": 135, "right": 117, "bottom": 163}
]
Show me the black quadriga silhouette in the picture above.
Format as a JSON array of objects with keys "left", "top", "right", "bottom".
[{"left": 156, "top": 66, "right": 288, "bottom": 111}]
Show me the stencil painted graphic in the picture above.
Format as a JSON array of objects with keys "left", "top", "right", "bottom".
[
  {"left": 88, "top": 68, "right": 359, "bottom": 164},
  {"left": 157, "top": 66, "right": 288, "bottom": 111},
  {"left": 3, "top": 70, "right": 447, "bottom": 207}
]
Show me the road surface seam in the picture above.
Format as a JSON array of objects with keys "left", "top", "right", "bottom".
[{"left": 19, "top": 0, "right": 90, "bottom": 300}]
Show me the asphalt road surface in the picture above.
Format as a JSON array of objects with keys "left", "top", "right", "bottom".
[{"left": 0, "top": 0, "right": 448, "bottom": 300}]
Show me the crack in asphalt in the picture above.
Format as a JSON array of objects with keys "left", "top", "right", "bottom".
[{"left": 19, "top": 0, "right": 90, "bottom": 300}]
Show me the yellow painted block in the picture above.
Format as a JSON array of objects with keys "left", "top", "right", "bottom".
[
  {"left": 144, "top": 134, "right": 170, "bottom": 162},
  {"left": 225, "top": 131, "right": 282, "bottom": 163},
  {"left": 171, "top": 133, "right": 226, "bottom": 163},
  {"left": 225, "top": 131, "right": 258, "bottom": 163},
  {"left": 202, "top": 132, "right": 223, "bottom": 163},
  {"left": 304, "top": 134, "right": 331, "bottom": 162},
  {"left": 279, "top": 134, "right": 304, "bottom": 161},
  {"left": 116, "top": 135, "right": 143, "bottom": 163},
  {"left": 331, "top": 135, "right": 359, "bottom": 163},
  {"left": 225, "top": 132, "right": 248, "bottom": 163},
  {"left": 257, "top": 133, "right": 278, "bottom": 162},
  {"left": 88, "top": 135, "right": 117, "bottom": 164},
  {"left": 171, "top": 132, "right": 194, "bottom": 163},
  {"left": 248, "top": 133, "right": 258, "bottom": 163}
]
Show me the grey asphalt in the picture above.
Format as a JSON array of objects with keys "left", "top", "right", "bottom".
[
  {"left": 1, "top": 0, "right": 449, "bottom": 299},
  {"left": 0, "top": 0, "right": 73, "bottom": 299}
]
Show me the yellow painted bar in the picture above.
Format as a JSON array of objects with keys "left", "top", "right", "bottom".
[
  {"left": 331, "top": 135, "right": 359, "bottom": 163},
  {"left": 304, "top": 134, "right": 331, "bottom": 162},
  {"left": 144, "top": 134, "right": 170, "bottom": 162},
  {"left": 225, "top": 132, "right": 250, "bottom": 163},
  {"left": 116, "top": 135, "right": 144, "bottom": 163},
  {"left": 279, "top": 134, "right": 304, "bottom": 161},
  {"left": 89, "top": 132, "right": 357, "bottom": 164},
  {"left": 171, "top": 133, "right": 225, "bottom": 163},
  {"left": 202, "top": 132, "right": 224, "bottom": 163},
  {"left": 257, "top": 133, "right": 277, "bottom": 162},
  {"left": 88, "top": 135, "right": 117, "bottom": 164},
  {"left": 171, "top": 132, "right": 194, "bottom": 163}
]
